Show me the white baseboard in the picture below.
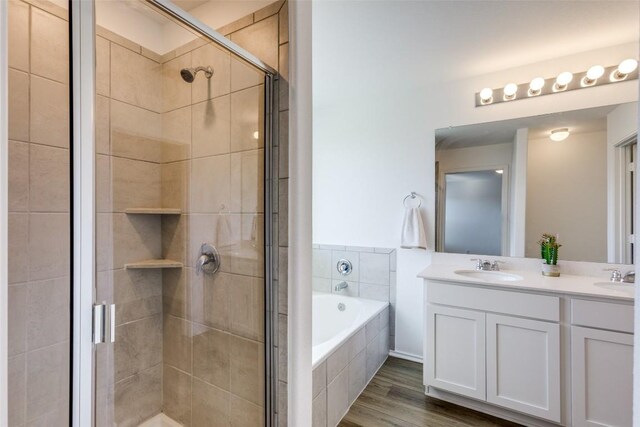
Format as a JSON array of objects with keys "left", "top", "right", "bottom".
[{"left": 389, "top": 350, "right": 423, "bottom": 363}]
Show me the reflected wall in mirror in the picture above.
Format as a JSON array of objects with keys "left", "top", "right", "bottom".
[{"left": 435, "top": 102, "right": 638, "bottom": 264}]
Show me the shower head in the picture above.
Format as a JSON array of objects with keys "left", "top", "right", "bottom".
[{"left": 180, "top": 66, "right": 214, "bottom": 83}]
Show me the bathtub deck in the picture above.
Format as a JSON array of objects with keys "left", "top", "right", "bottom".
[{"left": 338, "top": 357, "right": 522, "bottom": 427}]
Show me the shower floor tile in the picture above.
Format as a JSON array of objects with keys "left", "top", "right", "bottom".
[{"left": 138, "top": 413, "right": 183, "bottom": 427}]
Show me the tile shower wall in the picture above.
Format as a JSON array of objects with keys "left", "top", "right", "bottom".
[
  {"left": 6, "top": 0, "right": 288, "bottom": 425},
  {"left": 7, "top": 1, "right": 71, "bottom": 425},
  {"left": 218, "top": 2, "right": 291, "bottom": 426},
  {"left": 94, "top": 22, "right": 165, "bottom": 427},
  {"left": 157, "top": 24, "right": 268, "bottom": 427},
  {"left": 156, "top": 2, "right": 290, "bottom": 425},
  {"left": 313, "top": 245, "right": 397, "bottom": 349},
  {"left": 93, "top": 0, "right": 290, "bottom": 423}
]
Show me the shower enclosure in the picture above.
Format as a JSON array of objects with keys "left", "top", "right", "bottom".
[{"left": 4, "top": 0, "right": 283, "bottom": 425}]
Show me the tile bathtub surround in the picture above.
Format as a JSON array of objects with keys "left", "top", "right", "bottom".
[
  {"left": 312, "top": 307, "right": 390, "bottom": 427},
  {"left": 313, "top": 245, "right": 397, "bottom": 350},
  {"left": 7, "top": 0, "right": 72, "bottom": 426}
]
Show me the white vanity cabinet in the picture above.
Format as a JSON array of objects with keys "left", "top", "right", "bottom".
[
  {"left": 571, "top": 300, "right": 634, "bottom": 427},
  {"left": 425, "top": 281, "right": 562, "bottom": 423},
  {"left": 422, "top": 275, "right": 634, "bottom": 427}
]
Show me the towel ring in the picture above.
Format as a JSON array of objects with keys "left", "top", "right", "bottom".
[{"left": 403, "top": 192, "right": 422, "bottom": 208}]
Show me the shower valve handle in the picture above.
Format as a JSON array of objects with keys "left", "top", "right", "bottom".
[{"left": 196, "top": 243, "right": 220, "bottom": 275}]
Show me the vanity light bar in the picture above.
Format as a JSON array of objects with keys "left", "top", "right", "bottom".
[{"left": 476, "top": 60, "right": 638, "bottom": 107}]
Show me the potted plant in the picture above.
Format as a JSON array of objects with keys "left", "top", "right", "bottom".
[{"left": 539, "top": 233, "right": 561, "bottom": 277}]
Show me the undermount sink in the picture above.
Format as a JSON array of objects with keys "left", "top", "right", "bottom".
[
  {"left": 454, "top": 269, "right": 523, "bottom": 282},
  {"left": 593, "top": 282, "right": 635, "bottom": 296}
]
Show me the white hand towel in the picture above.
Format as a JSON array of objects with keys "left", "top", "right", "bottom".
[{"left": 401, "top": 207, "right": 427, "bottom": 249}]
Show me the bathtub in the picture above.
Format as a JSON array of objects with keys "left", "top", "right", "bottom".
[
  {"left": 312, "top": 292, "right": 391, "bottom": 425},
  {"left": 312, "top": 292, "right": 388, "bottom": 368}
]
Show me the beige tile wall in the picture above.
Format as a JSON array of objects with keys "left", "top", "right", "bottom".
[
  {"left": 222, "top": 2, "right": 290, "bottom": 425},
  {"left": 7, "top": 1, "right": 71, "bottom": 426},
  {"left": 155, "top": 1, "right": 290, "bottom": 425},
  {"left": 94, "top": 21, "right": 166, "bottom": 427},
  {"left": 8, "top": 0, "right": 288, "bottom": 425}
]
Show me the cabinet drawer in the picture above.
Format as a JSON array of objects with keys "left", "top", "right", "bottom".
[
  {"left": 571, "top": 299, "right": 634, "bottom": 333},
  {"left": 427, "top": 281, "right": 559, "bottom": 322}
]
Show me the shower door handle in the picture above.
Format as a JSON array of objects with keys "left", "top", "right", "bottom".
[{"left": 196, "top": 243, "right": 221, "bottom": 275}]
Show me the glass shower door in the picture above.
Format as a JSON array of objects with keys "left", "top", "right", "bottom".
[{"left": 94, "top": 1, "right": 268, "bottom": 425}]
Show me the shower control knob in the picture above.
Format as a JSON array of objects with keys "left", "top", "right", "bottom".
[
  {"left": 336, "top": 259, "right": 353, "bottom": 276},
  {"left": 196, "top": 243, "right": 220, "bottom": 275}
]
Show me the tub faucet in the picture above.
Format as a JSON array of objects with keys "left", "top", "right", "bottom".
[{"left": 334, "top": 281, "right": 349, "bottom": 292}]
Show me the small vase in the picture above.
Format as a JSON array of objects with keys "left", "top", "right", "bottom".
[{"left": 541, "top": 262, "right": 560, "bottom": 277}]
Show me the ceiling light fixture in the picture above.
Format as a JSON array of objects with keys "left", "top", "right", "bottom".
[
  {"left": 611, "top": 58, "right": 638, "bottom": 81},
  {"left": 503, "top": 83, "right": 518, "bottom": 100},
  {"left": 528, "top": 77, "right": 545, "bottom": 96},
  {"left": 554, "top": 72, "right": 573, "bottom": 91},
  {"left": 479, "top": 87, "right": 493, "bottom": 104},
  {"left": 476, "top": 58, "right": 639, "bottom": 107},
  {"left": 550, "top": 128, "right": 570, "bottom": 142}
]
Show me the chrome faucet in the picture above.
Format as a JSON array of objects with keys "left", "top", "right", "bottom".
[
  {"left": 334, "top": 281, "right": 349, "bottom": 292},
  {"left": 471, "top": 259, "right": 504, "bottom": 271},
  {"left": 605, "top": 269, "right": 635, "bottom": 283}
]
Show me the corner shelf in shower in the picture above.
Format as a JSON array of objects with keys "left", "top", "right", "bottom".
[
  {"left": 125, "top": 208, "right": 182, "bottom": 215},
  {"left": 125, "top": 259, "right": 184, "bottom": 269}
]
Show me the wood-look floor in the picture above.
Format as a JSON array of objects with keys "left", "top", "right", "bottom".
[{"left": 338, "top": 357, "right": 523, "bottom": 427}]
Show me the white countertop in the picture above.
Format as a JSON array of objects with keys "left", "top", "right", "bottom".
[{"left": 418, "top": 264, "right": 634, "bottom": 301}]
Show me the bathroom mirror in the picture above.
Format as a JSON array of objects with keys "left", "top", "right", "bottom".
[{"left": 435, "top": 102, "right": 638, "bottom": 264}]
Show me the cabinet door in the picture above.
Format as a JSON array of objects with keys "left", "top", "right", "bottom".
[
  {"left": 426, "top": 304, "right": 486, "bottom": 400},
  {"left": 572, "top": 326, "right": 633, "bottom": 427},
  {"left": 486, "top": 314, "right": 561, "bottom": 422}
]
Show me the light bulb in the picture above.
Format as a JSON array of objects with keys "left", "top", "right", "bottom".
[
  {"left": 611, "top": 59, "right": 638, "bottom": 81},
  {"left": 528, "top": 77, "right": 545, "bottom": 96},
  {"left": 480, "top": 87, "right": 493, "bottom": 102},
  {"left": 253, "top": 131, "right": 260, "bottom": 140},
  {"left": 582, "top": 65, "right": 605, "bottom": 86},
  {"left": 550, "top": 128, "right": 570, "bottom": 142},
  {"left": 529, "top": 77, "right": 545, "bottom": 91},
  {"left": 618, "top": 58, "right": 638, "bottom": 75},
  {"left": 503, "top": 83, "right": 518, "bottom": 99},
  {"left": 555, "top": 71, "right": 573, "bottom": 88},
  {"left": 586, "top": 65, "right": 605, "bottom": 80}
]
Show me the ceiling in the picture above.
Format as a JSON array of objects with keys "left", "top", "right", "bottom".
[{"left": 435, "top": 103, "right": 622, "bottom": 150}]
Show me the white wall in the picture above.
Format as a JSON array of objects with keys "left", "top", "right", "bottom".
[
  {"left": 607, "top": 103, "right": 639, "bottom": 263},
  {"left": 312, "top": 0, "right": 639, "bottom": 358},
  {"left": 510, "top": 128, "right": 528, "bottom": 257},
  {"left": 525, "top": 131, "right": 608, "bottom": 262}
]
